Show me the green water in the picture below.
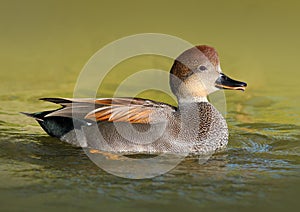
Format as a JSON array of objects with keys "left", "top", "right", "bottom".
[{"left": 0, "top": 1, "right": 299, "bottom": 211}]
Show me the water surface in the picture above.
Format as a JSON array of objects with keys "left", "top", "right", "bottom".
[{"left": 0, "top": 1, "right": 299, "bottom": 211}]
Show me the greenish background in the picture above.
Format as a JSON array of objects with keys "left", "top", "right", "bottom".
[{"left": 0, "top": 0, "right": 299, "bottom": 211}]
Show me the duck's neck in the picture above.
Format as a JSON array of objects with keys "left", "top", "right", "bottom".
[{"left": 178, "top": 96, "right": 208, "bottom": 107}]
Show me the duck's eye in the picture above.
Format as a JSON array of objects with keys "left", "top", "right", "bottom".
[{"left": 198, "top": 65, "right": 207, "bottom": 71}]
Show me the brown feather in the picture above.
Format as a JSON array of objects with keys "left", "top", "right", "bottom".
[{"left": 42, "top": 97, "right": 176, "bottom": 124}]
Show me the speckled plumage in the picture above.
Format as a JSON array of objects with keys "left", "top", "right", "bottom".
[{"left": 51, "top": 101, "right": 227, "bottom": 155}]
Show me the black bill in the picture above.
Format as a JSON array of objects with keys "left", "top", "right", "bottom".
[{"left": 215, "top": 73, "right": 247, "bottom": 91}]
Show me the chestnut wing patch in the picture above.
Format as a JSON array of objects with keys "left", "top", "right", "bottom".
[
  {"left": 41, "top": 97, "right": 176, "bottom": 124},
  {"left": 86, "top": 98, "right": 176, "bottom": 124}
]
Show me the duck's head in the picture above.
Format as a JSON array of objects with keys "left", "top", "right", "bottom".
[{"left": 169, "top": 45, "right": 247, "bottom": 102}]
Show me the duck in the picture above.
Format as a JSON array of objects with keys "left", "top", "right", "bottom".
[{"left": 23, "top": 45, "right": 247, "bottom": 155}]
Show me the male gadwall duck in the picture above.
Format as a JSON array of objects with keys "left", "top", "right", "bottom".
[{"left": 23, "top": 45, "right": 247, "bottom": 155}]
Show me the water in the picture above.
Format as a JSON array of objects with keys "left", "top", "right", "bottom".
[{"left": 0, "top": 1, "right": 300, "bottom": 211}]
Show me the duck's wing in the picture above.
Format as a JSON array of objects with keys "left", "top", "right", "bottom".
[{"left": 41, "top": 97, "right": 177, "bottom": 124}]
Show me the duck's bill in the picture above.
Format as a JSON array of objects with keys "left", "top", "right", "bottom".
[{"left": 215, "top": 73, "right": 247, "bottom": 91}]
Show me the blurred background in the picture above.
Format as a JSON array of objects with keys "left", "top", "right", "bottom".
[{"left": 0, "top": 0, "right": 299, "bottom": 211}]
